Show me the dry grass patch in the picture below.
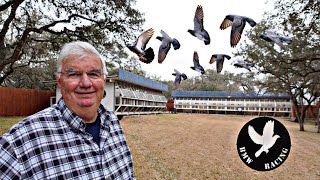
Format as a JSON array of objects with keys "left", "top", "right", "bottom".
[
  {"left": 0, "top": 116, "right": 23, "bottom": 135},
  {"left": 121, "top": 114, "right": 320, "bottom": 180}
]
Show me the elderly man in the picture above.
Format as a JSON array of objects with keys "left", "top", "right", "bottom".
[{"left": 0, "top": 41, "right": 135, "bottom": 179}]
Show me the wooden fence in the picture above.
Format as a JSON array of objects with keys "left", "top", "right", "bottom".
[
  {"left": 291, "top": 104, "right": 320, "bottom": 120},
  {"left": 0, "top": 87, "right": 55, "bottom": 116}
]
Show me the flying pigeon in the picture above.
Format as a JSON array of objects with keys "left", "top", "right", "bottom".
[
  {"left": 220, "top": 14, "right": 257, "bottom": 48},
  {"left": 260, "top": 29, "right": 292, "bottom": 49},
  {"left": 156, "top": 30, "right": 181, "bottom": 64},
  {"left": 190, "top": 51, "right": 205, "bottom": 74},
  {"left": 126, "top": 28, "right": 155, "bottom": 64},
  {"left": 233, "top": 60, "right": 255, "bottom": 72},
  {"left": 188, "top": 5, "right": 211, "bottom": 45},
  {"left": 172, "top": 69, "right": 187, "bottom": 88},
  {"left": 209, "top": 54, "right": 231, "bottom": 73},
  {"left": 248, "top": 120, "right": 281, "bottom": 158}
]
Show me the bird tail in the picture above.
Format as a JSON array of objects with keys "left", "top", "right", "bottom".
[
  {"left": 255, "top": 148, "right": 264, "bottom": 158},
  {"left": 182, "top": 74, "right": 187, "bottom": 80},
  {"left": 143, "top": 47, "right": 155, "bottom": 64},
  {"left": 234, "top": 64, "right": 242, "bottom": 68},
  {"left": 172, "top": 38, "right": 181, "bottom": 50},
  {"left": 280, "top": 37, "right": 293, "bottom": 45},
  {"left": 246, "top": 18, "right": 257, "bottom": 27}
]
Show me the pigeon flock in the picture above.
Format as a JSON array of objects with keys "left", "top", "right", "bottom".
[{"left": 126, "top": 5, "right": 293, "bottom": 88}]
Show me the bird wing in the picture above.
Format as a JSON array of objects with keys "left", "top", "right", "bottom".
[
  {"left": 230, "top": 17, "right": 246, "bottom": 47},
  {"left": 173, "top": 69, "right": 180, "bottom": 75},
  {"left": 193, "top": 51, "right": 200, "bottom": 67},
  {"left": 263, "top": 120, "right": 274, "bottom": 139},
  {"left": 248, "top": 62, "right": 255, "bottom": 67},
  {"left": 158, "top": 38, "right": 171, "bottom": 64},
  {"left": 233, "top": 63, "right": 243, "bottom": 68},
  {"left": 220, "top": 15, "right": 234, "bottom": 30},
  {"left": 234, "top": 60, "right": 253, "bottom": 71},
  {"left": 260, "top": 34, "right": 273, "bottom": 42},
  {"left": 209, "top": 54, "right": 217, "bottom": 64},
  {"left": 199, "top": 65, "right": 205, "bottom": 73},
  {"left": 161, "top": 30, "right": 180, "bottom": 50},
  {"left": 194, "top": 5, "right": 204, "bottom": 31},
  {"left": 265, "top": 30, "right": 279, "bottom": 41},
  {"left": 216, "top": 56, "right": 225, "bottom": 73},
  {"left": 266, "top": 29, "right": 278, "bottom": 36},
  {"left": 273, "top": 37, "right": 286, "bottom": 49},
  {"left": 160, "top": 30, "right": 171, "bottom": 39},
  {"left": 174, "top": 74, "right": 182, "bottom": 85},
  {"left": 248, "top": 125, "right": 263, "bottom": 145},
  {"left": 266, "top": 30, "right": 292, "bottom": 48},
  {"left": 136, "top": 28, "right": 154, "bottom": 50}
]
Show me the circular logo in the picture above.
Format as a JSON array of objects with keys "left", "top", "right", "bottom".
[{"left": 236, "top": 116, "right": 291, "bottom": 171}]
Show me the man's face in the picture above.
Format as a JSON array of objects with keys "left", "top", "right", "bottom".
[{"left": 56, "top": 54, "right": 105, "bottom": 114}]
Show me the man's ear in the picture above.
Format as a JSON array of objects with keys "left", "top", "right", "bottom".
[{"left": 55, "top": 73, "right": 61, "bottom": 88}]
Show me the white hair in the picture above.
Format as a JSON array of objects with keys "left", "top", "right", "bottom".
[{"left": 56, "top": 41, "right": 107, "bottom": 78}]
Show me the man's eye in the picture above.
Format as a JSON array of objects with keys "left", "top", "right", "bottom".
[
  {"left": 68, "top": 72, "right": 81, "bottom": 77},
  {"left": 88, "top": 72, "right": 101, "bottom": 78}
]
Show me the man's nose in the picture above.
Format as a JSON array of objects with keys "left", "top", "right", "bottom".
[{"left": 79, "top": 73, "right": 92, "bottom": 87}]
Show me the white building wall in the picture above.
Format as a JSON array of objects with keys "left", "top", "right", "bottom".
[{"left": 102, "top": 82, "right": 115, "bottom": 111}]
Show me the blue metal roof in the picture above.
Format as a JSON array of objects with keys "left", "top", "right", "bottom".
[
  {"left": 118, "top": 69, "right": 168, "bottom": 92},
  {"left": 172, "top": 90, "right": 290, "bottom": 99}
]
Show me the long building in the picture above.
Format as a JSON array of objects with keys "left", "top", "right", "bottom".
[
  {"left": 55, "top": 69, "right": 168, "bottom": 116},
  {"left": 171, "top": 90, "right": 291, "bottom": 117}
]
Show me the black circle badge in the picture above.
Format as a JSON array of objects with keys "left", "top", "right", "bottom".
[{"left": 236, "top": 116, "right": 291, "bottom": 171}]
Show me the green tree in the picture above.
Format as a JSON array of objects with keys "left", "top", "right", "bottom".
[
  {"left": 235, "top": 0, "right": 320, "bottom": 131},
  {"left": 0, "top": 0, "right": 145, "bottom": 89}
]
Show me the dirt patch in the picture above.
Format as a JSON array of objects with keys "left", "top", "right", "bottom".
[{"left": 121, "top": 114, "right": 320, "bottom": 180}]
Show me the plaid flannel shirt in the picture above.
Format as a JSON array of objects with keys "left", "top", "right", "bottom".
[{"left": 0, "top": 98, "right": 135, "bottom": 179}]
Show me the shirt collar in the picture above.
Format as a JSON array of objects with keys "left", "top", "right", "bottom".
[{"left": 57, "top": 98, "right": 111, "bottom": 131}]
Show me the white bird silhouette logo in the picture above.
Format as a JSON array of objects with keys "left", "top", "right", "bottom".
[{"left": 248, "top": 120, "right": 280, "bottom": 158}]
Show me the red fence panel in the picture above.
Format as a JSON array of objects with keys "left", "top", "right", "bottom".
[
  {"left": 0, "top": 87, "right": 55, "bottom": 116},
  {"left": 291, "top": 104, "right": 320, "bottom": 120}
]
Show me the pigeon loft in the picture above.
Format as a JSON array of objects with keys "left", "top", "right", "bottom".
[{"left": 171, "top": 91, "right": 292, "bottom": 117}]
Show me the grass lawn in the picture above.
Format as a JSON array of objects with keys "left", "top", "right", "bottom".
[
  {"left": 1, "top": 114, "right": 319, "bottom": 179},
  {"left": 120, "top": 114, "right": 320, "bottom": 180}
]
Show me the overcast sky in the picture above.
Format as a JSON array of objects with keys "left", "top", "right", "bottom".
[{"left": 131, "top": 0, "right": 273, "bottom": 81}]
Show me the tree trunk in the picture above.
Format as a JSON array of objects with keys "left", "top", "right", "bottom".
[
  {"left": 317, "top": 105, "right": 320, "bottom": 133},
  {"left": 298, "top": 117, "right": 305, "bottom": 131},
  {"left": 298, "top": 95, "right": 305, "bottom": 131}
]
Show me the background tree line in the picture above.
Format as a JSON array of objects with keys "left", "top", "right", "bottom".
[{"left": 0, "top": 0, "right": 145, "bottom": 90}]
